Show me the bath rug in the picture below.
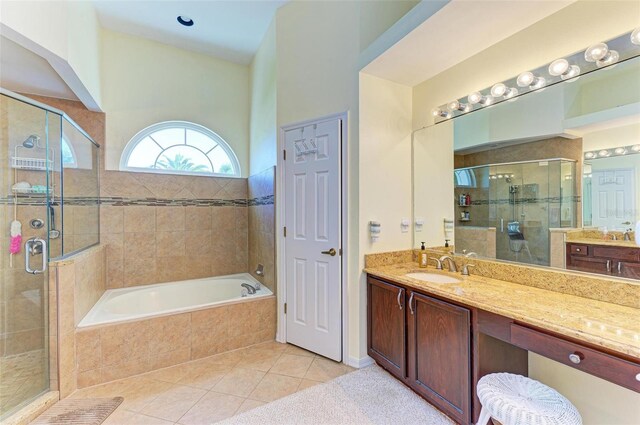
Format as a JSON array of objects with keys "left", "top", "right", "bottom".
[
  {"left": 218, "top": 365, "right": 454, "bottom": 425},
  {"left": 30, "top": 397, "right": 123, "bottom": 425}
]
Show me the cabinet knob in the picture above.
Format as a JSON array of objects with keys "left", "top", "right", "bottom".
[
  {"left": 575, "top": 248, "right": 581, "bottom": 252},
  {"left": 569, "top": 352, "right": 584, "bottom": 364}
]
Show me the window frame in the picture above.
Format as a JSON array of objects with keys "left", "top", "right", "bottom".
[{"left": 119, "top": 120, "right": 241, "bottom": 177}]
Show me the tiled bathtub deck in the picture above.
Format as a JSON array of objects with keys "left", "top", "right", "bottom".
[{"left": 68, "top": 341, "right": 354, "bottom": 424}]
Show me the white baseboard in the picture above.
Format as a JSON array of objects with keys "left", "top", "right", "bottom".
[{"left": 346, "top": 355, "right": 374, "bottom": 369}]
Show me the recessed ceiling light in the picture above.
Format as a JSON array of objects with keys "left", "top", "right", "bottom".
[{"left": 177, "top": 16, "right": 194, "bottom": 27}]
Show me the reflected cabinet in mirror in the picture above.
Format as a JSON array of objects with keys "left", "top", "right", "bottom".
[{"left": 414, "top": 37, "right": 640, "bottom": 281}]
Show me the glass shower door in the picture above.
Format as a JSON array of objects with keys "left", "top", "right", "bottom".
[
  {"left": 493, "top": 161, "right": 551, "bottom": 266},
  {"left": 0, "top": 95, "right": 52, "bottom": 419}
]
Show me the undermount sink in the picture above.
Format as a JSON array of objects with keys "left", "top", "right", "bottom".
[{"left": 405, "top": 272, "right": 462, "bottom": 284}]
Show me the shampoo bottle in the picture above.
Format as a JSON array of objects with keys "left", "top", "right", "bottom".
[{"left": 419, "top": 242, "right": 428, "bottom": 268}]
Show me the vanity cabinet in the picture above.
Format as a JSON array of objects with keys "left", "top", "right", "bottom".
[
  {"left": 367, "top": 277, "right": 406, "bottom": 379},
  {"left": 367, "top": 277, "right": 475, "bottom": 424},
  {"left": 566, "top": 243, "right": 640, "bottom": 279},
  {"left": 407, "top": 292, "right": 471, "bottom": 424}
]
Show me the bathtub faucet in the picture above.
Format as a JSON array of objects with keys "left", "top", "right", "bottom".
[{"left": 241, "top": 283, "right": 257, "bottom": 294}]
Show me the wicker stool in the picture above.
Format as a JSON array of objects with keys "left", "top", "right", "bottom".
[{"left": 477, "top": 373, "right": 582, "bottom": 425}]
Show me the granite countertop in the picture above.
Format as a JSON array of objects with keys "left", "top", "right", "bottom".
[
  {"left": 364, "top": 262, "right": 640, "bottom": 359},
  {"left": 566, "top": 238, "right": 639, "bottom": 249}
]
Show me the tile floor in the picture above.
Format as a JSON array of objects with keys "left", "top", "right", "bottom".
[{"left": 70, "top": 341, "right": 354, "bottom": 424}]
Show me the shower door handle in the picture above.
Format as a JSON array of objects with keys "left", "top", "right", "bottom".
[
  {"left": 500, "top": 218, "right": 504, "bottom": 233},
  {"left": 25, "top": 238, "right": 47, "bottom": 274}
]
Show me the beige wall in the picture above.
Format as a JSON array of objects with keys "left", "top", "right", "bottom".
[
  {"left": 0, "top": 0, "right": 102, "bottom": 110},
  {"left": 274, "top": 0, "right": 418, "bottom": 366},
  {"left": 100, "top": 30, "right": 251, "bottom": 177},
  {"left": 249, "top": 19, "right": 277, "bottom": 176}
]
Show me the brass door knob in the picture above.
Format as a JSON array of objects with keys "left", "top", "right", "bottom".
[{"left": 321, "top": 248, "right": 337, "bottom": 256}]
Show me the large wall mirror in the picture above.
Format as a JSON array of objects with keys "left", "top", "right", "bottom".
[{"left": 414, "top": 32, "right": 640, "bottom": 281}]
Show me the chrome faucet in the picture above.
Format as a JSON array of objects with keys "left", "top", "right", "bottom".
[
  {"left": 241, "top": 283, "right": 257, "bottom": 294},
  {"left": 255, "top": 263, "right": 264, "bottom": 276},
  {"left": 624, "top": 229, "right": 632, "bottom": 241},
  {"left": 439, "top": 255, "right": 458, "bottom": 273}
]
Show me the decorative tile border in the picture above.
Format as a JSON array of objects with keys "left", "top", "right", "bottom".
[
  {"left": 1, "top": 195, "right": 274, "bottom": 207},
  {"left": 99, "top": 196, "right": 247, "bottom": 207},
  {"left": 463, "top": 195, "right": 581, "bottom": 206},
  {"left": 248, "top": 194, "right": 275, "bottom": 206}
]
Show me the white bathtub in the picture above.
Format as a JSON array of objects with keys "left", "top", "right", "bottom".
[{"left": 78, "top": 273, "right": 272, "bottom": 328}]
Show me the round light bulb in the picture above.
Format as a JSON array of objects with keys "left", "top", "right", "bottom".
[
  {"left": 561, "top": 65, "right": 581, "bottom": 80},
  {"left": 596, "top": 50, "right": 619, "bottom": 68},
  {"left": 548, "top": 59, "right": 569, "bottom": 76},
  {"left": 490, "top": 83, "right": 507, "bottom": 97},
  {"left": 516, "top": 72, "right": 535, "bottom": 87},
  {"left": 632, "top": 145, "right": 640, "bottom": 152},
  {"left": 598, "top": 150, "right": 610, "bottom": 157},
  {"left": 468, "top": 92, "right": 482, "bottom": 104},
  {"left": 584, "top": 152, "right": 595, "bottom": 159},
  {"left": 431, "top": 108, "right": 441, "bottom": 117},
  {"left": 447, "top": 101, "right": 460, "bottom": 112},
  {"left": 498, "top": 174, "right": 503, "bottom": 179},
  {"left": 631, "top": 28, "right": 640, "bottom": 46},
  {"left": 585, "top": 43, "right": 609, "bottom": 62},
  {"left": 614, "top": 147, "right": 626, "bottom": 155}
]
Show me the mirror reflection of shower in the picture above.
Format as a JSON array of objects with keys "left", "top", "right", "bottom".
[{"left": 454, "top": 158, "right": 577, "bottom": 267}]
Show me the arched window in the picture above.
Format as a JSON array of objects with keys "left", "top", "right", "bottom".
[{"left": 120, "top": 121, "right": 240, "bottom": 177}]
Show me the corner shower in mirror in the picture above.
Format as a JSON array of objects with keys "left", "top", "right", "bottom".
[{"left": 413, "top": 29, "right": 640, "bottom": 280}]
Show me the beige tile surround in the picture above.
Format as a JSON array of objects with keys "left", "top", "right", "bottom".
[
  {"left": 74, "top": 296, "right": 276, "bottom": 389},
  {"left": 49, "top": 245, "right": 106, "bottom": 398},
  {"left": 8, "top": 95, "right": 281, "bottom": 421},
  {"left": 248, "top": 167, "right": 276, "bottom": 293},
  {"left": 70, "top": 341, "right": 354, "bottom": 425}
]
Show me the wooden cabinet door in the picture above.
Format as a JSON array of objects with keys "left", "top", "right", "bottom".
[
  {"left": 367, "top": 277, "right": 406, "bottom": 379},
  {"left": 615, "top": 261, "right": 640, "bottom": 279},
  {"left": 408, "top": 292, "right": 471, "bottom": 424}
]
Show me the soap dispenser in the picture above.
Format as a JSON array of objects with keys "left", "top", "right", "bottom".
[{"left": 419, "top": 242, "right": 428, "bottom": 268}]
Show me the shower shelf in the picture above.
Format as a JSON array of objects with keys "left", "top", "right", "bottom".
[
  {"left": 10, "top": 156, "right": 52, "bottom": 171},
  {"left": 11, "top": 187, "right": 51, "bottom": 195}
]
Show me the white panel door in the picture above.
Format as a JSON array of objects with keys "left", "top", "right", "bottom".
[
  {"left": 591, "top": 169, "right": 635, "bottom": 230},
  {"left": 284, "top": 119, "right": 342, "bottom": 361}
]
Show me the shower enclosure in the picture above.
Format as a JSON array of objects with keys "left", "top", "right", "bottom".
[
  {"left": 454, "top": 158, "right": 576, "bottom": 266},
  {"left": 0, "top": 90, "right": 99, "bottom": 420}
]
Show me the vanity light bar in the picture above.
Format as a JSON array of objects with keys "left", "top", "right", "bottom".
[
  {"left": 584, "top": 144, "right": 640, "bottom": 160},
  {"left": 432, "top": 27, "right": 640, "bottom": 123}
]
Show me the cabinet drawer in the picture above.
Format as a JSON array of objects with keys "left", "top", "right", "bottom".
[
  {"left": 568, "top": 244, "right": 588, "bottom": 256},
  {"left": 511, "top": 324, "right": 640, "bottom": 392},
  {"left": 592, "top": 245, "right": 640, "bottom": 262}
]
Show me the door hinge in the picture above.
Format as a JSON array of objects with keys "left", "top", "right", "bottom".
[
  {"left": 283, "top": 150, "right": 286, "bottom": 160},
  {"left": 284, "top": 303, "right": 287, "bottom": 314},
  {"left": 283, "top": 226, "right": 287, "bottom": 237},
  {"left": 339, "top": 248, "right": 342, "bottom": 256}
]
